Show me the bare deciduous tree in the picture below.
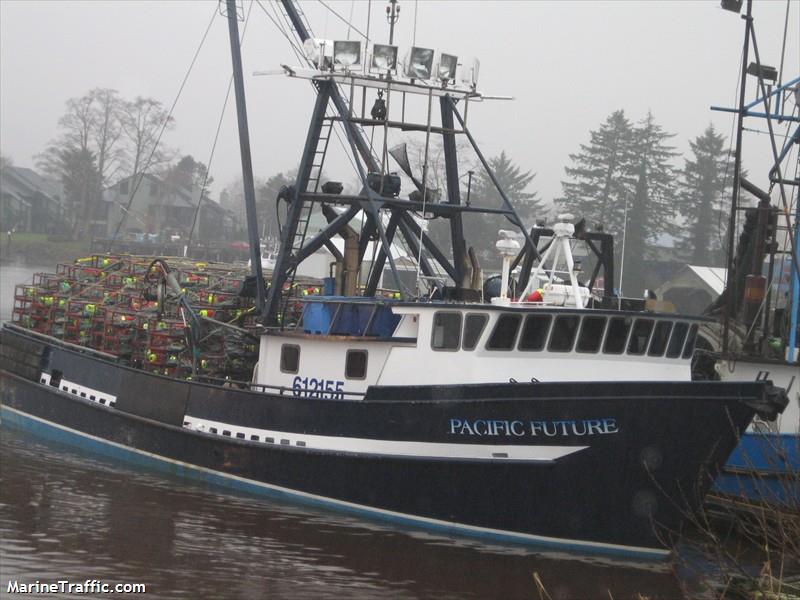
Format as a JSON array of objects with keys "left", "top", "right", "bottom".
[{"left": 38, "top": 88, "right": 128, "bottom": 239}]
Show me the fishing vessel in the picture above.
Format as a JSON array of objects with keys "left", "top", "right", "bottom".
[
  {"left": 0, "top": 0, "right": 788, "bottom": 559},
  {"left": 698, "top": 0, "right": 799, "bottom": 508}
]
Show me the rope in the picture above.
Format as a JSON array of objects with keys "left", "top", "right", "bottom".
[
  {"left": 110, "top": 4, "right": 218, "bottom": 248},
  {"left": 186, "top": 2, "right": 255, "bottom": 253}
]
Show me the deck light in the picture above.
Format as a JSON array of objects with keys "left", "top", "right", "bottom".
[
  {"left": 437, "top": 53, "right": 458, "bottom": 83},
  {"left": 720, "top": 0, "right": 743, "bottom": 12},
  {"left": 404, "top": 46, "right": 435, "bottom": 79},
  {"left": 333, "top": 41, "right": 362, "bottom": 69},
  {"left": 371, "top": 44, "right": 398, "bottom": 72},
  {"left": 746, "top": 62, "right": 778, "bottom": 83},
  {"left": 459, "top": 57, "right": 480, "bottom": 89},
  {"left": 303, "top": 38, "right": 333, "bottom": 70}
]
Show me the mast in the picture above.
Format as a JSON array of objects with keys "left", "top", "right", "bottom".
[
  {"left": 225, "top": 0, "right": 267, "bottom": 317},
  {"left": 722, "top": 0, "right": 753, "bottom": 355}
]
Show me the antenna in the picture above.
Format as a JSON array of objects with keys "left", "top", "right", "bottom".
[{"left": 386, "top": 0, "right": 400, "bottom": 45}]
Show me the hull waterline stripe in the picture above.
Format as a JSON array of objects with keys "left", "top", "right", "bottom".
[
  {"left": 183, "top": 416, "right": 589, "bottom": 462},
  {"left": 0, "top": 404, "right": 669, "bottom": 560},
  {"left": 38, "top": 373, "right": 117, "bottom": 408}
]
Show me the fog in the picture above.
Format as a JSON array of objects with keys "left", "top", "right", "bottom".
[{"left": 1, "top": 0, "right": 797, "bottom": 205}]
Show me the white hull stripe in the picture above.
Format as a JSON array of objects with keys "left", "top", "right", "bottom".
[
  {"left": 183, "top": 416, "right": 588, "bottom": 462},
  {"left": 0, "top": 404, "right": 669, "bottom": 559},
  {"left": 39, "top": 373, "right": 117, "bottom": 408}
]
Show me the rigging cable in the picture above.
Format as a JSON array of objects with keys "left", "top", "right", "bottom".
[
  {"left": 346, "top": 0, "right": 355, "bottom": 40},
  {"left": 776, "top": 0, "right": 791, "bottom": 89},
  {"left": 256, "top": 0, "right": 364, "bottom": 181},
  {"left": 716, "top": 44, "right": 746, "bottom": 264},
  {"left": 109, "top": 4, "right": 218, "bottom": 249},
  {"left": 256, "top": 0, "right": 305, "bottom": 60},
  {"left": 186, "top": 1, "right": 256, "bottom": 254},
  {"left": 317, "top": 0, "right": 368, "bottom": 40},
  {"left": 412, "top": 0, "right": 418, "bottom": 47}
]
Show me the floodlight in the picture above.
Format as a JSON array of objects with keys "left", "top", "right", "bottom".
[
  {"left": 459, "top": 57, "right": 480, "bottom": 89},
  {"left": 720, "top": 0, "right": 743, "bottom": 12},
  {"left": 437, "top": 53, "right": 458, "bottom": 82},
  {"left": 404, "top": 46, "right": 435, "bottom": 79},
  {"left": 371, "top": 44, "right": 398, "bottom": 71},
  {"left": 746, "top": 62, "right": 778, "bottom": 83},
  {"left": 333, "top": 41, "right": 362, "bottom": 68},
  {"left": 303, "top": 38, "right": 333, "bottom": 70}
]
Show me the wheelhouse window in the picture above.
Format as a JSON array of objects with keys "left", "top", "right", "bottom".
[
  {"left": 648, "top": 321, "right": 673, "bottom": 357},
  {"left": 548, "top": 315, "right": 580, "bottom": 352},
  {"left": 462, "top": 313, "right": 488, "bottom": 351},
  {"left": 576, "top": 316, "right": 606, "bottom": 353},
  {"left": 666, "top": 322, "right": 689, "bottom": 358},
  {"left": 431, "top": 312, "right": 462, "bottom": 351},
  {"left": 345, "top": 349, "right": 368, "bottom": 379},
  {"left": 682, "top": 324, "right": 699, "bottom": 359},
  {"left": 627, "top": 319, "right": 654, "bottom": 355},
  {"left": 519, "top": 314, "right": 552, "bottom": 351},
  {"left": 603, "top": 317, "right": 631, "bottom": 354},
  {"left": 487, "top": 314, "right": 522, "bottom": 351},
  {"left": 280, "top": 344, "right": 300, "bottom": 374}
]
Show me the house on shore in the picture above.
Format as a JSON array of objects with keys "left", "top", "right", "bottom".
[
  {"left": 102, "top": 173, "right": 239, "bottom": 242},
  {"left": 0, "top": 166, "right": 64, "bottom": 233}
]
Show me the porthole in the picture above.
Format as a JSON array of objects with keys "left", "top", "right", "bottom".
[
  {"left": 345, "top": 349, "right": 368, "bottom": 379},
  {"left": 648, "top": 321, "right": 673, "bottom": 357},
  {"left": 280, "top": 344, "right": 300, "bottom": 374},
  {"left": 431, "top": 312, "right": 462, "bottom": 351},
  {"left": 519, "top": 314, "right": 552, "bottom": 351},
  {"left": 627, "top": 319, "right": 654, "bottom": 355},
  {"left": 548, "top": 315, "right": 580, "bottom": 352},
  {"left": 462, "top": 313, "right": 489, "bottom": 351},
  {"left": 487, "top": 314, "right": 522, "bottom": 351},
  {"left": 666, "top": 322, "right": 689, "bottom": 358},
  {"left": 576, "top": 316, "right": 606, "bottom": 354},
  {"left": 604, "top": 317, "right": 631, "bottom": 354}
]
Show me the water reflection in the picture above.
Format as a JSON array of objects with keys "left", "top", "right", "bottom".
[{"left": 0, "top": 427, "right": 700, "bottom": 599}]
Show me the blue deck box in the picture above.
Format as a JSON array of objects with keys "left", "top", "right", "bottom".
[{"left": 302, "top": 298, "right": 401, "bottom": 337}]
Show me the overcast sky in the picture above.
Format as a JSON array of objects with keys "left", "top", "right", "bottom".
[{"left": 1, "top": 0, "right": 797, "bottom": 209}]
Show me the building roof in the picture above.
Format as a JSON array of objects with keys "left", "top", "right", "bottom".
[
  {"left": 687, "top": 265, "right": 727, "bottom": 295},
  {"left": 0, "top": 166, "right": 62, "bottom": 206},
  {"left": 104, "top": 172, "right": 236, "bottom": 221}
]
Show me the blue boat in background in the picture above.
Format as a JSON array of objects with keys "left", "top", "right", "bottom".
[{"left": 699, "top": 0, "right": 799, "bottom": 510}]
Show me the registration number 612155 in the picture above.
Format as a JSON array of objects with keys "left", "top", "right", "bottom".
[{"left": 292, "top": 376, "right": 345, "bottom": 399}]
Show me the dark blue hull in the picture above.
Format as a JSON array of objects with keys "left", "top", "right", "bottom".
[{"left": 0, "top": 325, "right": 787, "bottom": 559}]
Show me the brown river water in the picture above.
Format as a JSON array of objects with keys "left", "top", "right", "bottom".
[{"left": 0, "top": 265, "right": 717, "bottom": 599}]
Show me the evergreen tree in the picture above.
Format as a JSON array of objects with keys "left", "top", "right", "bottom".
[
  {"left": 259, "top": 171, "right": 295, "bottom": 242},
  {"left": 558, "top": 110, "right": 679, "bottom": 295},
  {"left": 462, "top": 151, "right": 541, "bottom": 264},
  {"left": 619, "top": 112, "right": 679, "bottom": 295},
  {"left": 162, "top": 155, "right": 213, "bottom": 192},
  {"left": 676, "top": 124, "right": 732, "bottom": 267},
  {"left": 55, "top": 146, "right": 100, "bottom": 236},
  {"left": 557, "top": 110, "right": 636, "bottom": 240}
]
